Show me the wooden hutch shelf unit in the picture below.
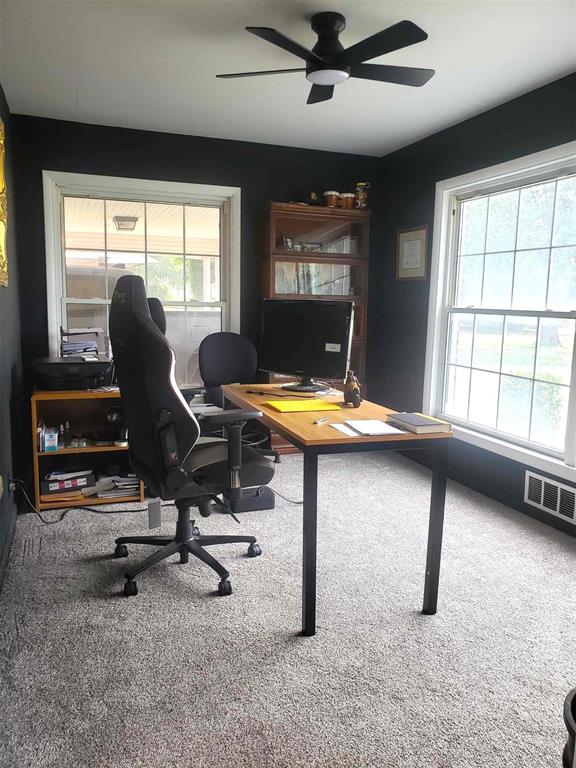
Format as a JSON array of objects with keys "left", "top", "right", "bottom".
[
  {"left": 31, "top": 388, "right": 144, "bottom": 510},
  {"left": 263, "top": 202, "right": 371, "bottom": 453}
]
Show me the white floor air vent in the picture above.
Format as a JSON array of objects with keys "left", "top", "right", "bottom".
[{"left": 524, "top": 471, "right": 576, "bottom": 524}]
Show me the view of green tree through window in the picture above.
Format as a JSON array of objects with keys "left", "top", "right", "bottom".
[
  {"left": 440, "top": 173, "right": 576, "bottom": 456},
  {"left": 62, "top": 196, "right": 222, "bottom": 386}
]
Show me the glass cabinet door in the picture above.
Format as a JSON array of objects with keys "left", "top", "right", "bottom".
[
  {"left": 274, "top": 260, "right": 363, "bottom": 297},
  {"left": 273, "top": 217, "right": 364, "bottom": 257}
]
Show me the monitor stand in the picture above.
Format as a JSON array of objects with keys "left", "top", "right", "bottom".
[{"left": 281, "top": 377, "right": 330, "bottom": 394}]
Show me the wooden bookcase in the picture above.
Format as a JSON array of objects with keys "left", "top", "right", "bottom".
[
  {"left": 262, "top": 202, "right": 371, "bottom": 453},
  {"left": 31, "top": 389, "right": 144, "bottom": 510}
]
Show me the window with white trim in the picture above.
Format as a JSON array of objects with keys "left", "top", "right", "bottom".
[
  {"left": 426, "top": 144, "right": 576, "bottom": 469},
  {"left": 44, "top": 173, "right": 241, "bottom": 387}
]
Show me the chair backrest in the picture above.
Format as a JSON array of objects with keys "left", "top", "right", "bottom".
[
  {"left": 109, "top": 275, "right": 200, "bottom": 491},
  {"left": 199, "top": 332, "right": 258, "bottom": 406},
  {"left": 147, "top": 297, "right": 167, "bottom": 334}
]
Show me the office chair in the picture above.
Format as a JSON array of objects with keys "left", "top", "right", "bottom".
[
  {"left": 146, "top": 302, "right": 277, "bottom": 514},
  {"left": 109, "top": 275, "right": 274, "bottom": 597}
]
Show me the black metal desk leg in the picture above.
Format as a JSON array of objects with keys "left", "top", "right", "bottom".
[
  {"left": 422, "top": 442, "right": 449, "bottom": 615},
  {"left": 302, "top": 450, "right": 318, "bottom": 636}
]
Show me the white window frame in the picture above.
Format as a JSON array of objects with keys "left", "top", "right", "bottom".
[
  {"left": 43, "top": 170, "right": 241, "bottom": 355},
  {"left": 424, "top": 141, "right": 576, "bottom": 483}
]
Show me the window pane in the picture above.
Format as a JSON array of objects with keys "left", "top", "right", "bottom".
[
  {"left": 105, "top": 254, "right": 145, "bottom": 298},
  {"left": 512, "top": 249, "right": 549, "bottom": 309},
  {"left": 516, "top": 181, "right": 555, "bottom": 250},
  {"left": 455, "top": 254, "right": 483, "bottom": 307},
  {"left": 65, "top": 250, "right": 106, "bottom": 300},
  {"left": 443, "top": 365, "right": 470, "bottom": 419},
  {"left": 459, "top": 197, "right": 487, "bottom": 255},
  {"left": 447, "top": 314, "right": 473, "bottom": 366},
  {"left": 106, "top": 200, "right": 145, "bottom": 252},
  {"left": 64, "top": 197, "right": 104, "bottom": 250},
  {"left": 485, "top": 190, "right": 519, "bottom": 253},
  {"left": 472, "top": 314, "right": 503, "bottom": 372},
  {"left": 468, "top": 369, "right": 499, "bottom": 428},
  {"left": 185, "top": 206, "right": 220, "bottom": 256},
  {"left": 535, "top": 318, "right": 575, "bottom": 385},
  {"left": 501, "top": 316, "right": 537, "bottom": 378},
  {"left": 147, "top": 254, "right": 184, "bottom": 302},
  {"left": 482, "top": 251, "right": 513, "bottom": 307},
  {"left": 65, "top": 303, "right": 108, "bottom": 333},
  {"left": 552, "top": 176, "right": 576, "bottom": 247},
  {"left": 547, "top": 246, "right": 576, "bottom": 310},
  {"left": 164, "top": 305, "right": 222, "bottom": 387},
  {"left": 146, "top": 203, "right": 183, "bottom": 254},
  {"left": 530, "top": 381, "right": 570, "bottom": 451},
  {"left": 186, "top": 256, "right": 220, "bottom": 302},
  {"left": 498, "top": 375, "right": 532, "bottom": 439}
]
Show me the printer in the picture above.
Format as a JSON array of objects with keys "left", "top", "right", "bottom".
[{"left": 33, "top": 356, "right": 114, "bottom": 390}]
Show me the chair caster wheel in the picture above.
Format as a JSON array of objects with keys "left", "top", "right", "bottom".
[
  {"left": 123, "top": 579, "right": 138, "bottom": 597},
  {"left": 180, "top": 550, "right": 189, "bottom": 564},
  {"left": 218, "top": 579, "right": 232, "bottom": 597},
  {"left": 115, "top": 544, "right": 128, "bottom": 558},
  {"left": 192, "top": 526, "right": 200, "bottom": 537},
  {"left": 247, "top": 543, "right": 262, "bottom": 558}
]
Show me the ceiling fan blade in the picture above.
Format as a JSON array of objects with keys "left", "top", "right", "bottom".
[
  {"left": 246, "top": 27, "right": 325, "bottom": 64},
  {"left": 338, "top": 20, "right": 428, "bottom": 65},
  {"left": 216, "top": 68, "right": 306, "bottom": 79},
  {"left": 350, "top": 64, "right": 435, "bottom": 87},
  {"left": 307, "top": 84, "right": 334, "bottom": 105}
]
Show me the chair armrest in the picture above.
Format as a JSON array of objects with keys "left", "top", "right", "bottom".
[{"left": 199, "top": 409, "right": 262, "bottom": 426}]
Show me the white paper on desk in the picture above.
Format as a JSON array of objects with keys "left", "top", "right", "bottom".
[
  {"left": 330, "top": 423, "right": 360, "bottom": 437},
  {"left": 345, "top": 420, "right": 404, "bottom": 436}
]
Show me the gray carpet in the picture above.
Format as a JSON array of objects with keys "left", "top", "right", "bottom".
[{"left": 0, "top": 451, "right": 574, "bottom": 767}]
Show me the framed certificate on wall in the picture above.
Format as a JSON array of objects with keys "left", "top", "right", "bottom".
[{"left": 396, "top": 226, "right": 428, "bottom": 281}]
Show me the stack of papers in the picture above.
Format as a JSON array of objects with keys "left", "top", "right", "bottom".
[{"left": 330, "top": 420, "right": 404, "bottom": 437}]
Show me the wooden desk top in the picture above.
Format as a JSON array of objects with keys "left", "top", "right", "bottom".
[{"left": 222, "top": 384, "right": 451, "bottom": 449}]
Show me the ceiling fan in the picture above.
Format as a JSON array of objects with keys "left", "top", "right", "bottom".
[{"left": 216, "top": 12, "right": 435, "bottom": 104}]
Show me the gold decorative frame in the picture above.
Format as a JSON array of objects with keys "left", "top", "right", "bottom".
[{"left": 0, "top": 120, "right": 7, "bottom": 287}]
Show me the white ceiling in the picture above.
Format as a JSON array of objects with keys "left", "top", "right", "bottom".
[{"left": 1, "top": 0, "right": 575, "bottom": 157}]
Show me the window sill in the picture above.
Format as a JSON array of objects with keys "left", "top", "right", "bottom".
[{"left": 450, "top": 424, "right": 576, "bottom": 483}]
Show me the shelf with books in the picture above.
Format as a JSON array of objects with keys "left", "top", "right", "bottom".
[
  {"left": 37, "top": 494, "right": 142, "bottom": 511},
  {"left": 31, "top": 389, "right": 144, "bottom": 510}
]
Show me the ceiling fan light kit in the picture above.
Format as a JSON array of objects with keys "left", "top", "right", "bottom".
[{"left": 216, "top": 11, "right": 435, "bottom": 104}]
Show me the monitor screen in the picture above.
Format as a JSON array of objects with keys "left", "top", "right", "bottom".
[{"left": 260, "top": 299, "right": 354, "bottom": 382}]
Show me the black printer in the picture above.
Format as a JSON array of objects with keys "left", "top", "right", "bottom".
[{"left": 33, "top": 356, "right": 114, "bottom": 390}]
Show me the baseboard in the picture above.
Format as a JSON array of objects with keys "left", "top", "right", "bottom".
[{"left": 0, "top": 505, "right": 17, "bottom": 593}]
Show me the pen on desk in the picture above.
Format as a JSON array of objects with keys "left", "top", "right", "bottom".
[
  {"left": 312, "top": 416, "right": 329, "bottom": 425},
  {"left": 245, "top": 390, "right": 314, "bottom": 399}
]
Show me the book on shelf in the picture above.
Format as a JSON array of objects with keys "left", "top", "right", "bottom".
[
  {"left": 386, "top": 412, "right": 452, "bottom": 434},
  {"left": 82, "top": 474, "right": 139, "bottom": 498},
  {"left": 41, "top": 471, "right": 95, "bottom": 495}
]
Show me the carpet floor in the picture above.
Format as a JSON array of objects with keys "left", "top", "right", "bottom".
[{"left": 0, "top": 452, "right": 574, "bottom": 767}]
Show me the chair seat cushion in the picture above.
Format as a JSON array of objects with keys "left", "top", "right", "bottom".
[{"left": 183, "top": 436, "right": 275, "bottom": 489}]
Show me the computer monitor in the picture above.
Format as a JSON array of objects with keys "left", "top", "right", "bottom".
[{"left": 259, "top": 299, "right": 354, "bottom": 392}]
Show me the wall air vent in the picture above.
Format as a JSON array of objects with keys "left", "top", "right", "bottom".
[{"left": 524, "top": 471, "right": 576, "bottom": 523}]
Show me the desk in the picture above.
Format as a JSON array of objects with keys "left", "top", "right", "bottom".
[{"left": 222, "top": 384, "right": 451, "bottom": 636}]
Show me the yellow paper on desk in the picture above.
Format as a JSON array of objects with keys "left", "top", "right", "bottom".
[{"left": 265, "top": 399, "right": 341, "bottom": 413}]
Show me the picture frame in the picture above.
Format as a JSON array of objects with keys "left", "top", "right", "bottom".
[{"left": 396, "top": 225, "right": 428, "bottom": 281}]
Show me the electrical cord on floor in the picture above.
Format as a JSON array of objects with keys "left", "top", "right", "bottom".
[
  {"left": 259, "top": 485, "right": 303, "bottom": 505},
  {"left": 10, "top": 479, "right": 176, "bottom": 525}
]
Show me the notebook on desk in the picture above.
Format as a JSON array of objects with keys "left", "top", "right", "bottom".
[{"left": 266, "top": 399, "right": 341, "bottom": 413}]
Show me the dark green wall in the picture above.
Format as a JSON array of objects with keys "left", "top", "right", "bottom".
[{"left": 0, "top": 82, "right": 22, "bottom": 583}]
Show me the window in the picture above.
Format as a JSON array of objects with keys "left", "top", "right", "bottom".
[
  {"left": 425, "top": 143, "right": 576, "bottom": 478},
  {"left": 43, "top": 173, "right": 240, "bottom": 386}
]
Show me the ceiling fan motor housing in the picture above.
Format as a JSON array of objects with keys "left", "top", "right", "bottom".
[{"left": 307, "top": 12, "right": 350, "bottom": 85}]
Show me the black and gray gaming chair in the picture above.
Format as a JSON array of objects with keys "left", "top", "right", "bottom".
[{"left": 109, "top": 275, "right": 274, "bottom": 597}]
